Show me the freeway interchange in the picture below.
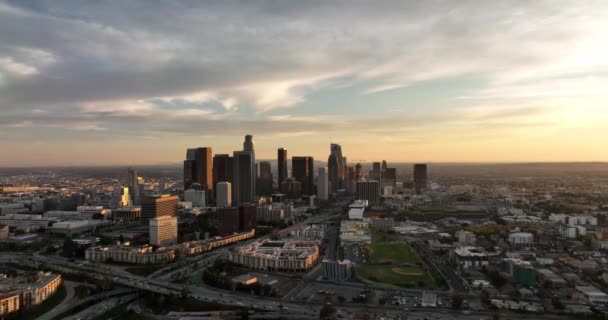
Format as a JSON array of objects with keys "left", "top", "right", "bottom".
[{"left": 20, "top": 202, "right": 576, "bottom": 319}]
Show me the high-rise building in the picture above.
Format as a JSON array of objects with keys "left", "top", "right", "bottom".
[
  {"left": 218, "top": 207, "right": 239, "bottom": 236},
  {"left": 414, "top": 164, "right": 428, "bottom": 194},
  {"left": 355, "top": 163, "right": 363, "bottom": 181},
  {"left": 233, "top": 151, "right": 254, "bottom": 204},
  {"left": 383, "top": 167, "right": 397, "bottom": 188},
  {"left": 317, "top": 167, "right": 329, "bottom": 200},
  {"left": 216, "top": 182, "right": 232, "bottom": 207},
  {"left": 141, "top": 195, "right": 178, "bottom": 221},
  {"left": 184, "top": 189, "right": 206, "bottom": 207},
  {"left": 183, "top": 159, "right": 196, "bottom": 190},
  {"left": 372, "top": 162, "right": 381, "bottom": 180},
  {"left": 282, "top": 177, "right": 302, "bottom": 199},
  {"left": 126, "top": 167, "right": 141, "bottom": 205},
  {"left": 328, "top": 143, "right": 344, "bottom": 193},
  {"left": 257, "top": 161, "right": 273, "bottom": 196},
  {"left": 243, "top": 135, "right": 256, "bottom": 196},
  {"left": 346, "top": 166, "right": 356, "bottom": 193},
  {"left": 149, "top": 215, "right": 178, "bottom": 246},
  {"left": 277, "top": 148, "right": 288, "bottom": 192},
  {"left": 194, "top": 147, "right": 213, "bottom": 194},
  {"left": 212, "top": 154, "right": 233, "bottom": 200},
  {"left": 292, "top": 156, "right": 314, "bottom": 196},
  {"left": 239, "top": 203, "right": 257, "bottom": 232},
  {"left": 356, "top": 180, "right": 380, "bottom": 206},
  {"left": 117, "top": 187, "right": 130, "bottom": 207}
]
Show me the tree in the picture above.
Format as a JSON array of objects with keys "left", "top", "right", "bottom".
[
  {"left": 119, "top": 234, "right": 125, "bottom": 243},
  {"left": 451, "top": 293, "right": 463, "bottom": 309},
  {"left": 319, "top": 302, "right": 336, "bottom": 319},
  {"left": 63, "top": 237, "right": 76, "bottom": 258},
  {"left": 181, "top": 285, "right": 191, "bottom": 300}
]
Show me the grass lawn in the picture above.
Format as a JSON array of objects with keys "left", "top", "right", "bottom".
[{"left": 355, "top": 233, "right": 447, "bottom": 290}]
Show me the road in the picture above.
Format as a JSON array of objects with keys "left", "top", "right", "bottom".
[{"left": 37, "top": 280, "right": 78, "bottom": 320}]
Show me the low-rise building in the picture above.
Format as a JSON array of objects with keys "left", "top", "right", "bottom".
[
  {"left": 576, "top": 286, "right": 608, "bottom": 305},
  {"left": 85, "top": 243, "right": 175, "bottom": 264},
  {"left": 455, "top": 230, "right": 476, "bottom": 245},
  {"left": 0, "top": 224, "right": 8, "bottom": 240},
  {"left": 0, "top": 292, "right": 19, "bottom": 316},
  {"left": 340, "top": 220, "right": 372, "bottom": 245},
  {"left": 17, "top": 272, "right": 62, "bottom": 307},
  {"left": 449, "top": 246, "right": 489, "bottom": 270},
  {"left": 322, "top": 260, "right": 353, "bottom": 281},
  {"left": 112, "top": 206, "right": 141, "bottom": 222},
  {"left": 0, "top": 214, "right": 56, "bottom": 232},
  {"left": 49, "top": 220, "right": 110, "bottom": 236},
  {"left": 508, "top": 232, "right": 534, "bottom": 247},
  {"left": 363, "top": 217, "right": 394, "bottom": 231},
  {"left": 228, "top": 239, "right": 320, "bottom": 272}
]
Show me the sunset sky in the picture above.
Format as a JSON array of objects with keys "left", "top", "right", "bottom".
[{"left": 1, "top": 1, "right": 608, "bottom": 166}]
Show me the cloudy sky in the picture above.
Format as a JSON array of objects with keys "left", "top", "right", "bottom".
[{"left": 1, "top": 0, "right": 608, "bottom": 166}]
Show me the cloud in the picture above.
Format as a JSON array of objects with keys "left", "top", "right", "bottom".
[{"left": 0, "top": 0, "right": 607, "bottom": 165}]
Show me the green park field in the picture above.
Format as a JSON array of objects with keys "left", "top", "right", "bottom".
[{"left": 355, "top": 233, "right": 447, "bottom": 289}]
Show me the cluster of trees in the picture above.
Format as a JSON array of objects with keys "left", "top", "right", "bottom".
[{"left": 62, "top": 237, "right": 86, "bottom": 258}]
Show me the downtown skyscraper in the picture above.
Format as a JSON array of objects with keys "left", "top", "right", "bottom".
[
  {"left": 277, "top": 148, "right": 288, "bottom": 193},
  {"left": 183, "top": 147, "right": 212, "bottom": 194},
  {"left": 257, "top": 161, "right": 273, "bottom": 196},
  {"left": 292, "top": 156, "right": 314, "bottom": 196},
  {"left": 126, "top": 167, "right": 141, "bottom": 205},
  {"left": 212, "top": 154, "right": 233, "bottom": 200},
  {"left": 328, "top": 143, "right": 345, "bottom": 193},
  {"left": 414, "top": 163, "right": 428, "bottom": 194},
  {"left": 232, "top": 135, "right": 256, "bottom": 204}
]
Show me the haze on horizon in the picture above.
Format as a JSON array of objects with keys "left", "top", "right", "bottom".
[{"left": 1, "top": 1, "right": 607, "bottom": 167}]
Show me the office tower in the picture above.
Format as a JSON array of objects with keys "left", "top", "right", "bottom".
[
  {"left": 372, "top": 162, "right": 381, "bottom": 180},
  {"left": 212, "top": 154, "right": 233, "bottom": 200},
  {"left": 118, "top": 187, "right": 130, "bottom": 207},
  {"left": 355, "top": 163, "right": 363, "bottom": 181},
  {"left": 382, "top": 160, "right": 387, "bottom": 171},
  {"left": 317, "top": 167, "right": 329, "bottom": 200},
  {"left": 149, "top": 216, "right": 178, "bottom": 246},
  {"left": 356, "top": 180, "right": 380, "bottom": 206},
  {"left": 233, "top": 151, "right": 254, "bottom": 204},
  {"left": 126, "top": 167, "right": 141, "bottom": 205},
  {"left": 239, "top": 203, "right": 257, "bottom": 232},
  {"left": 243, "top": 135, "right": 256, "bottom": 195},
  {"left": 383, "top": 167, "right": 397, "bottom": 188},
  {"left": 194, "top": 147, "right": 213, "bottom": 194},
  {"left": 414, "top": 164, "right": 428, "bottom": 194},
  {"left": 184, "top": 189, "right": 206, "bottom": 207},
  {"left": 218, "top": 207, "right": 239, "bottom": 236},
  {"left": 346, "top": 166, "right": 356, "bottom": 193},
  {"left": 277, "top": 148, "right": 288, "bottom": 192},
  {"left": 281, "top": 177, "right": 302, "bottom": 199},
  {"left": 328, "top": 143, "right": 344, "bottom": 193},
  {"left": 343, "top": 156, "right": 348, "bottom": 181},
  {"left": 257, "top": 161, "right": 273, "bottom": 196},
  {"left": 216, "top": 182, "right": 232, "bottom": 207},
  {"left": 141, "top": 195, "right": 178, "bottom": 220},
  {"left": 292, "top": 156, "right": 314, "bottom": 196},
  {"left": 183, "top": 159, "right": 196, "bottom": 190}
]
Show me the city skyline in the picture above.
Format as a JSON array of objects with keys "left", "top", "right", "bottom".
[{"left": 2, "top": 1, "right": 608, "bottom": 166}]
